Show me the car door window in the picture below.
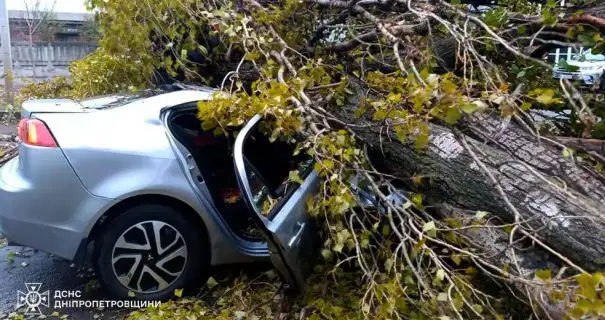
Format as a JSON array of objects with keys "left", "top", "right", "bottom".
[{"left": 241, "top": 125, "right": 313, "bottom": 218}]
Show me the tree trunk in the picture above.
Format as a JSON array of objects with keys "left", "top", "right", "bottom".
[
  {"left": 436, "top": 205, "right": 570, "bottom": 319},
  {"left": 330, "top": 87, "right": 605, "bottom": 272}
]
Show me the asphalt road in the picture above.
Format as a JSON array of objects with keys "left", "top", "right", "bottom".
[
  {"left": 0, "top": 122, "right": 16, "bottom": 136},
  {"left": 0, "top": 245, "right": 127, "bottom": 319}
]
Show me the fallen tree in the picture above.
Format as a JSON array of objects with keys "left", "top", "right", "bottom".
[{"left": 20, "top": 0, "right": 605, "bottom": 318}]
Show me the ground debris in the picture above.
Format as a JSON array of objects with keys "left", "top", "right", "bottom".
[{"left": 0, "top": 139, "right": 17, "bottom": 166}]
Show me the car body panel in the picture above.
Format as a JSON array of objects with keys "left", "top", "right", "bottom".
[
  {"left": 0, "top": 147, "right": 111, "bottom": 260},
  {"left": 551, "top": 48, "right": 605, "bottom": 85},
  {"left": 20, "top": 99, "right": 87, "bottom": 118},
  {"left": 233, "top": 115, "right": 320, "bottom": 290},
  {"left": 33, "top": 90, "right": 212, "bottom": 200}
]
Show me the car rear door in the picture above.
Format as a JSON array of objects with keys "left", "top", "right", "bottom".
[{"left": 233, "top": 114, "right": 320, "bottom": 290}]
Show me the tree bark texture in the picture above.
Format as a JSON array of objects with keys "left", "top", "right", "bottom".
[
  {"left": 436, "top": 205, "right": 570, "bottom": 320},
  {"left": 331, "top": 89, "right": 605, "bottom": 272}
]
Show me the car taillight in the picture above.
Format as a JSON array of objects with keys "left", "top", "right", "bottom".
[{"left": 17, "top": 118, "right": 58, "bottom": 148}]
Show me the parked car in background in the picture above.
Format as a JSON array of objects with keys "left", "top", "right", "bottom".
[
  {"left": 550, "top": 47, "right": 605, "bottom": 90},
  {"left": 0, "top": 85, "right": 399, "bottom": 300}
]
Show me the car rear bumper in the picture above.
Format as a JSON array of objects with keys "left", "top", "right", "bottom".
[{"left": 0, "top": 150, "right": 112, "bottom": 260}]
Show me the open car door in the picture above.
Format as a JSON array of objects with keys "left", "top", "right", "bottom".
[{"left": 233, "top": 114, "right": 320, "bottom": 290}]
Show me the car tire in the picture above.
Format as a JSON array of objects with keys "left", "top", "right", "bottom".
[{"left": 94, "top": 204, "right": 209, "bottom": 301}]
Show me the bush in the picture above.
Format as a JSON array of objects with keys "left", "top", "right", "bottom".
[
  {"left": 15, "top": 76, "right": 72, "bottom": 106},
  {"left": 68, "top": 48, "right": 151, "bottom": 98}
]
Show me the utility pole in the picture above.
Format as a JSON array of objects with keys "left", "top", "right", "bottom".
[{"left": 0, "top": 0, "right": 13, "bottom": 106}]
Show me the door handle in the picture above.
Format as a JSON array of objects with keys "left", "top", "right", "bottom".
[{"left": 288, "top": 222, "right": 306, "bottom": 248}]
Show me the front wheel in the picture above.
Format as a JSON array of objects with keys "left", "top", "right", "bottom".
[{"left": 94, "top": 204, "right": 209, "bottom": 300}]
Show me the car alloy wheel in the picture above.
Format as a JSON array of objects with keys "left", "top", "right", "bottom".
[{"left": 111, "top": 220, "right": 187, "bottom": 293}]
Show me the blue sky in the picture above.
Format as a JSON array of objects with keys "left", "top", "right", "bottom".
[{"left": 8, "top": 0, "right": 89, "bottom": 13}]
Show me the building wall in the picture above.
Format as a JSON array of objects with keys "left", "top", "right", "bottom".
[
  {"left": 0, "top": 42, "right": 98, "bottom": 87},
  {"left": 9, "top": 42, "right": 97, "bottom": 66}
]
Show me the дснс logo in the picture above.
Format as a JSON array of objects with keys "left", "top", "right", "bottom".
[{"left": 17, "top": 283, "right": 49, "bottom": 315}]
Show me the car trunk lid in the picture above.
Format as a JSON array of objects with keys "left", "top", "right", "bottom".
[{"left": 21, "top": 99, "right": 88, "bottom": 118}]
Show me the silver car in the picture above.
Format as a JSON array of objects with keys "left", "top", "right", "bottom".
[{"left": 0, "top": 86, "right": 323, "bottom": 300}]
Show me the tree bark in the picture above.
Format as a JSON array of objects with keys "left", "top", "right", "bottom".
[
  {"left": 436, "top": 205, "right": 570, "bottom": 320},
  {"left": 330, "top": 88, "right": 605, "bottom": 272}
]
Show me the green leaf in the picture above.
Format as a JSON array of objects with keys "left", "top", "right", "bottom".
[
  {"left": 201, "top": 120, "right": 217, "bottom": 131},
  {"left": 473, "top": 304, "right": 484, "bottom": 314},
  {"left": 381, "top": 224, "right": 390, "bottom": 236},
  {"left": 206, "top": 276, "right": 218, "bottom": 289},
  {"left": 437, "top": 292, "right": 449, "bottom": 301},
  {"left": 543, "top": 9, "right": 557, "bottom": 26},
  {"left": 198, "top": 45, "right": 208, "bottom": 56},
  {"left": 578, "top": 33, "right": 596, "bottom": 47},
  {"left": 420, "top": 68, "right": 430, "bottom": 80},
  {"left": 321, "top": 249, "right": 332, "bottom": 259},
  {"left": 127, "top": 290, "right": 135, "bottom": 297},
  {"left": 535, "top": 269, "right": 552, "bottom": 281},
  {"left": 384, "top": 258, "right": 394, "bottom": 270},
  {"left": 442, "top": 79, "right": 457, "bottom": 93},
  {"left": 557, "top": 59, "right": 580, "bottom": 72},
  {"left": 474, "top": 211, "right": 488, "bottom": 220},
  {"left": 6, "top": 251, "right": 15, "bottom": 263},
  {"left": 174, "top": 288, "right": 183, "bottom": 298},
  {"left": 460, "top": 103, "right": 479, "bottom": 114},
  {"left": 436, "top": 269, "right": 445, "bottom": 281},
  {"left": 411, "top": 193, "right": 423, "bottom": 207},
  {"left": 288, "top": 170, "right": 304, "bottom": 185},
  {"left": 373, "top": 109, "right": 387, "bottom": 121},
  {"left": 333, "top": 242, "right": 344, "bottom": 253},
  {"left": 535, "top": 89, "right": 556, "bottom": 105},
  {"left": 503, "top": 225, "right": 513, "bottom": 234},
  {"left": 422, "top": 221, "right": 436, "bottom": 232},
  {"left": 562, "top": 148, "right": 573, "bottom": 158},
  {"left": 387, "top": 92, "right": 402, "bottom": 103},
  {"left": 444, "top": 106, "right": 461, "bottom": 124},
  {"left": 484, "top": 7, "right": 507, "bottom": 28},
  {"left": 415, "top": 125, "right": 429, "bottom": 149},
  {"left": 451, "top": 254, "right": 461, "bottom": 266}
]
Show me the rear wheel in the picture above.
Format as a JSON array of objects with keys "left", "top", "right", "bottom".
[{"left": 94, "top": 204, "right": 209, "bottom": 300}]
